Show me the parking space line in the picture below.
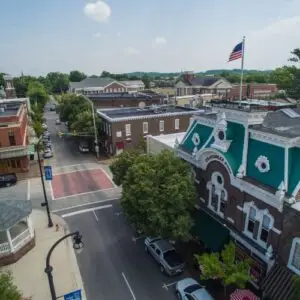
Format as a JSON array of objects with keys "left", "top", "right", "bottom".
[
  {"left": 162, "top": 281, "right": 178, "bottom": 291},
  {"left": 92, "top": 210, "right": 99, "bottom": 222},
  {"left": 61, "top": 204, "right": 112, "bottom": 218},
  {"left": 27, "top": 180, "right": 30, "bottom": 201},
  {"left": 53, "top": 187, "right": 118, "bottom": 200},
  {"left": 121, "top": 272, "right": 136, "bottom": 300},
  {"left": 51, "top": 197, "right": 119, "bottom": 213}
]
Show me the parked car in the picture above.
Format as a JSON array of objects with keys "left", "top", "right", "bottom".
[
  {"left": 144, "top": 237, "right": 184, "bottom": 276},
  {"left": 55, "top": 119, "right": 61, "bottom": 125},
  {"left": 79, "top": 141, "right": 89, "bottom": 153},
  {"left": 43, "top": 148, "right": 53, "bottom": 158},
  {"left": 0, "top": 173, "right": 17, "bottom": 188},
  {"left": 44, "top": 141, "right": 52, "bottom": 149},
  {"left": 50, "top": 105, "right": 56, "bottom": 111},
  {"left": 175, "top": 278, "right": 214, "bottom": 300},
  {"left": 42, "top": 123, "right": 48, "bottom": 130}
]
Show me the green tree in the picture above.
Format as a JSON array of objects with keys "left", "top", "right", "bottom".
[
  {"left": 141, "top": 75, "right": 150, "bottom": 88},
  {"left": 46, "top": 72, "right": 69, "bottom": 93},
  {"left": 109, "top": 150, "right": 141, "bottom": 185},
  {"left": 269, "top": 67, "right": 294, "bottom": 90},
  {"left": 291, "top": 275, "right": 300, "bottom": 300},
  {"left": 0, "top": 271, "right": 22, "bottom": 300},
  {"left": 195, "top": 241, "right": 252, "bottom": 296},
  {"left": 0, "top": 72, "right": 5, "bottom": 88},
  {"left": 118, "top": 150, "right": 196, "bottom": 240},
  {"left": 69, "top": 70, "right": 86, "bottom": 82},
  {"left": 27, "top": 81, "right": 48, "bottom": 108},
  {"left": 289, "top": 48, "right": 300, "bottom": 63}
]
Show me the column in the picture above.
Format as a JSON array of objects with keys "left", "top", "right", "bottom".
[{"left": 6, "top": 230, "right": 13, "bottom": 253}]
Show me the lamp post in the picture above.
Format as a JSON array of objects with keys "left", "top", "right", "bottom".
[
  {"left": 45, "top": 231, "right": 83, "bottom": 300},
  {"left": 36, "top": 137, "right": 53, "bottom": 228}
]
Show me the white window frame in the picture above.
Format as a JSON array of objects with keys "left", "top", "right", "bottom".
[
  {"left": 159, "top": 120, "right": 164, "bottom": 132},
  {"left": 206, "top": 172, "right": 227, "bottom": 218},
  {"left": 108, "top": 124, "right": 111, "bottom": 136},
  {"left": 125, "top": 124, "right": 131, "bottom": 136},
  {"left": 143, "top": 122, "right": 148, "bottom": 134},
  {"left": 288, "top": 237, "right": 300, "bottom": 275},
  {"left": 175, "top": 118, "right": 180, "bottom": 130}
]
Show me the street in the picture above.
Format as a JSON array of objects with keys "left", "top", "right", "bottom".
[{"left": 57, "top": 200, "right": 187, "bottom": 300}]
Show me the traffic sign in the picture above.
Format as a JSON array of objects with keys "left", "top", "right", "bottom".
[
  {"left": 44, "top": 165, "right": 53, "bottom": 181},
  {"left": 64, "top": 289, "right": 82, "bottom": 300}
]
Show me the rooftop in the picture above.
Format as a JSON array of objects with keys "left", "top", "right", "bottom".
[
  {"left": 70, "top": 77, "right": 115, "bottom": 89},
  {"left": 148, "top": 132, "right": 186, "bottom": 148},
  {"left": 0, "top": 101, "right": 23, "bottom": 117},
  {"left": 88, "top": 91, "right": 162, "bottom": 100},
  {"left": 120, "top": 80, "right": 145, "bottom": 87},
  {"left": 97, "top": 105, "right": 200, "bottom": 121}
]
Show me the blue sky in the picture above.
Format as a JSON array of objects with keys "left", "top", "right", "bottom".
[{"left": 1, "top": 0, "right": 300, "bottom": 75}]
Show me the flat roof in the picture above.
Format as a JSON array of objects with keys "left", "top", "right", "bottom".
[
  {"left": 0, "top": 101, "right": 22, "bottom": 117},
  {"left": 97, "top": 105, "right": 201, "bottom": 122},
  {"left": 149, "top": 132, "right": 186, "bottom": 148}
]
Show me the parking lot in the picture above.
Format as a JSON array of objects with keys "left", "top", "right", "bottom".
[{"left": 61, "top": 200, "right": 189, "bottom": 300}]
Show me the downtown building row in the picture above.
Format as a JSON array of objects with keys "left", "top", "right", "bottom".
[{"left": 173, "top": 104, "right": 300, "bottom": 299}]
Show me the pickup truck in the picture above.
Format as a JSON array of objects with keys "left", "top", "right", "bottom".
[{"left": 144, "top": 237, "right": 184, "bottom": 276}]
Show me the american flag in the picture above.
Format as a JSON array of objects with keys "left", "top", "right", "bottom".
[{"left": 228, "top": 41, "right": 243, "bottom": 62}]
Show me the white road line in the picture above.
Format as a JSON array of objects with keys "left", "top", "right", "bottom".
[
  {"left": 121, "top": 272, "right": 136, "bottom": 300},
  {"left": 101, "top": 168, "right": 117, "bottom": 188},
  {"left": 52, "top": 163, "right": 94, "bottom": 170},
  {"left": 92, "top": 210, "right": 99, "bottom": 221},
  {"left": 61, "top": 204, "right": 112, "bottom": 218},
  {"left": 53, "top": 166, "right": 101, "bottom": 176},
  {"left": 51, "top": 197, "right": 119, "bottom": 213},
  {"left": 162, "top": 281, "right": 178, "bottom": 290},
  {"left": 27, "top": 180, "right": 30, "bottom": 201},
  {"left": 49, "top": 181, "right": 54, "bottom": 200},
  {"left": 53, "top": 187, "right": 119, "bottom": 201}
]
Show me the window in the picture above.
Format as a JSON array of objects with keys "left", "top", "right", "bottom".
[
  {"left": 247, "top": 207, "right": 256, "bottom": 235},
  {"left": 125, "top": 124, "right": 131, "bottom": 136},
  {"left": 260, "top": 215, "right": 271, "bottom": 243},
  {"left": 143, "top": 122, "right": 148, "bottom": 134},
  {"left": 108, "top": 125, "right": 111, "bottom": 136},
  {"left": 288, "top": 238, "right": 300, "bottom": 274},
  {"left": 8, "top": 131, "right": 16, "bottom": 146},
  {"left": 175, "top": 118, "right": 180, "bottom": 130},
  {"left": 220, "top": 190, "right": 226, "bottom": 214},
  {"left": 159, "top": 120, "right": 164, "bottom": 132},
  {"left": 211, "top": 185, "right": 218, "bottom": 211}
]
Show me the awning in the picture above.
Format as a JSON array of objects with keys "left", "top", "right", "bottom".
[
  {"left": 230, "top": 289, "right": 259, "bottom": 300},
  {"left": 261, "top": 263, "right": 295, "bottom": 300},
  {"left": 191, "top": 209, "right": 230, "bottom": 252}
]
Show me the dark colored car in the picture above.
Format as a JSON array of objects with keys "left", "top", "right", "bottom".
[{"left": 0, "top": 173, "right": 17, "bottom": 188}]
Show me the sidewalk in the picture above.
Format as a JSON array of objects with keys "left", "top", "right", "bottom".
[{"left": 4, "top": 209, "right": 86, "bottom": 300}]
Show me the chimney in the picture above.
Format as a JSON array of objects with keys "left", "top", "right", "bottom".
[
  {"left": 182, "top": 71, "right": 195, "bottom": 83},
  {"left": 3, "top": 75, "right": 16, "bottom": 99}
]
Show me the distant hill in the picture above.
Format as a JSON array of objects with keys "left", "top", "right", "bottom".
[{"left": 126, "top": 69, "right": 272, "bottom": 78}]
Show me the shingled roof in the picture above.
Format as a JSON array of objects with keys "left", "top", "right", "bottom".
[{"left": 184, "top": 77, "right": 221, "bottom": 87}]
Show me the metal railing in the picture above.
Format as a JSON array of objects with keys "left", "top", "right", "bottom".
[
  {"left": 0, "top": 242, "right": 10, "bottom": 254},
  {"left": 12, "top": 229, "right": 31, "bottom": 250}
]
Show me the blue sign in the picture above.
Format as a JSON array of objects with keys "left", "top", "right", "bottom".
[
  {"left": 64, "top": 289, "right": 82, "bottom": 300},
  {"left": 44, "top": 165, "right": 52, "bottom": 181}
]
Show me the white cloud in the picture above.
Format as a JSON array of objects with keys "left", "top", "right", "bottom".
[
  {"left": 117, "top": 32, "right": 121, "bottom": 37},
  {"left": 124, "top": 47, "right": 140, "bottom": 55},
  {"left": 93, "top": 32, "right": 102, "bottom": 38},
  {"left": 84, "top": 1, "right": 111, "bottom": 23},
  {"left": 152, "top": 37, "right": 167, "bottom": 49}
]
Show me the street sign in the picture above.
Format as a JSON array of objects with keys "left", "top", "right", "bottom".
[
  {"left": 64, "top": 289, "right": 82, "bottom": 300},
  {"left": 44, "top": 165, "right": 52, "bottom": 181}
]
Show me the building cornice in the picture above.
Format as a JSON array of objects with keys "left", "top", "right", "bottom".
[
  {"left": 192, "top": 115, "right": 215, "bottom": 127},
  {"left": 249, "top": 129, "right": 290, "bottom": 147}
]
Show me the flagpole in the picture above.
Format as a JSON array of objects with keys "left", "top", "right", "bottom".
[{"left": 239, "top": 36, "right": 245, "bottom": 102}]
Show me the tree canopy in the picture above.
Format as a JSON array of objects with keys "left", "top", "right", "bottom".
[
  {"left": 46, "top": 72, "right": 69, "bottom": 93},
  {"left": 27, "top": 81, "right": 48, "bottom": 108},
  {"left": 69, "top": 70, "right": 86, "bottom": 82},
  {"left": 111, "top": 150, "right": 196, "bottom": 240},
  {"left": 0, "top": 271, "right": 22, "bottom": 300},
  {"left": 194, "top": 241, "right": 252, "bottom": 296}
]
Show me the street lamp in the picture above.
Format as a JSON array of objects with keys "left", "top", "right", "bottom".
[
  {"left": 45, "top": 231, "right": 84, "bottom": 300},
  {"left": 36, "top": 137, "right": 53, "bottom": 228}
]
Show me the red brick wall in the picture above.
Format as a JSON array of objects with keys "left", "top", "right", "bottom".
[
  {"left": 0, "top": 105, "right": 28, "bottom": 148},
  {"left": 228, "top": 84, "right": 247, "bottom": 100},
  {"left": 248, "top": 83, "right": 277, "bottom": 98}
]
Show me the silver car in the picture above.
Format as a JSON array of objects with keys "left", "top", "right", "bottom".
[
  {"left": 144, "top": 237, "right": 184, "bottom": 276},
  {"left": 175, "top": 278, "right": 214, "bottom": 300},
  {"left": 43, "top": 148, "right": 53, "bottom": 158}
]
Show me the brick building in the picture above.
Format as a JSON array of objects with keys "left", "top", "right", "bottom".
[
  {"left": 97, "top": 105, "right": 202, "bottom": 155},
  {"left": 177, "top": 105, "right": 300, "bottom": 298},
  {"left": 0, "top": 98, "right": 30, "bottom": 173}
]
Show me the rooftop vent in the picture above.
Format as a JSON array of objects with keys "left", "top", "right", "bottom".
[{"left": 282, "top": 108, "right": 300, "bottom": 118}]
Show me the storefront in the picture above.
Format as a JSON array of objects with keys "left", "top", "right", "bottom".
[{"left": 0, "top": 156, "right": 29, "bottom": 173}]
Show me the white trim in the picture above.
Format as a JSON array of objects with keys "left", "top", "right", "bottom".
[
  {"left": 292, "top": 180, "right": 300, "bottom": 197},
  {"left": 143, "top": 121, "right": 148, "bottom": 134},
  {"left": 181, "top": 119, "right": 198, "bottom": 144},
  {"left": 159, "top": 120, "right": 164, "bottom": 132},
  {"left": 288, "top": 237, "right": 300, "bottom": 275},
  {"left": 103, "top": 80, "right": 127, "bottom": 90},
  {"left": 272, "top": 227, "right": 281, "bottom": 234},
  {"left": 284, "top": 146, "right": 289, "bottom": 192},
  {"left": 200, "top": 197, "right": 205, "bottom": 203},
  {"left": 255, "top": 155, "right": 270, "bottom": 173},
  {"left": 249, "top": 129, "right": 290, "bottom": 147},
  {"left": 192, "top": 115, "right": 216, "bottom": 127},
  {"left": 227, "top": 217, "right": 234, "bottom": 224},
  {"left": 237, "top": 205, "right": 243, "bottom": 211},
  {"left": 175, "top": 118, "right": 180, "bottom": 130}
]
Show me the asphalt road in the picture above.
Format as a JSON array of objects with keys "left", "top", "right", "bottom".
[{"left": 61, "top": 200, "right": 187, "bottom": 300}]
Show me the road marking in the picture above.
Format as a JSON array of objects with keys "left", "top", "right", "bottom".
[
  {"left": 162, "top": 281, "right": 178, "bottom": 291},
  {"left": 101, "top": 168, "right": 117, "bottom": 188},
  {"left": 92, "top": 210, "right": 99, "bottom": 221},
  {"left": 52, "top": 162, "right": 95, "bottom": 170},
  {"left": 53, "top": 187, "right": 119, "bottom": 200},
  {"left": 121, "top": 272, "right": 136, "bottom": 300},
  {"left": 53, "top": 166, "right": 101, "bottom": 176},
  {"left": 49, "top": 182, "right": 54, "bottom": 200},
  {"left": 27, "top": 180, "right": 30, "bottom": 201},
  {"left": 132, "top": 236, "right": 145, "bottom": 243},
  {"left": 51, "top": 197, "right": 119, "bottom": 213},
  {"left": 61, "top": 204, "right": 112, "bottom": 218}
]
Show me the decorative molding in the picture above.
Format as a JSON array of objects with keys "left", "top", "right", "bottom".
[
  {"left": 237, "top": 205, "right": 243, "bottom": 211},
  {"left": 272, "top": 227, "right": 282, "bottom": 234},
  {"left": 181, "top": 119, "right": 198, "bottom": 145},
  {"left": 255, "top": 155, "right": 270, "bottom": 173},
  {"left": 192, "top": 115, "right": 216, "bottom": 127},
  {"left": 227, "top": 217, "right": 235, "bottom": 224},
  {"left": 292, "top": 181, "right": 300, "bottom": 197},
  {"left": 249, "top": 129, "right": 290, "bottom": 148},
  {"left": 288, "top": 237, "right": 300, "bottom": 275},
  {"left": 192, "top": 133, "right": 201, "bottom": 146}
]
